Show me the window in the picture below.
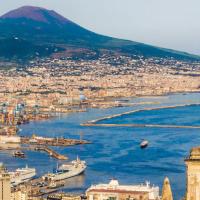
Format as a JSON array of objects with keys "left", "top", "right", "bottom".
[{"left": 108, "top": 197, "right": 117, "bottom": 200}]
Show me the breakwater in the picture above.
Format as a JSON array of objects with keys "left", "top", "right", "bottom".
[
  {"left": 83, "top": 123, "right": 200, "bottom": 129},
  {"left": 82, "top": 103, "right": 200, "bottom": 129}
]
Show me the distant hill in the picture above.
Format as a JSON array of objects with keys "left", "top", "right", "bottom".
[{"left": 0, "top": 6, "right": 199, "bottom": 61}]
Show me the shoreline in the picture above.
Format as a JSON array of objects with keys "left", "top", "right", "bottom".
[{"left": 110, "top": 90, "right": 200, "bottom": 100}]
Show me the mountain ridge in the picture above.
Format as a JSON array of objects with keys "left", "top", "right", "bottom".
[{"left": 0, "top": 6, "right": 199, "bottom": 61}]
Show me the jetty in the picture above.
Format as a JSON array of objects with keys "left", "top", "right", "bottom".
[
  {"left": 19, "top": 146, "right": 68, "bottom": 160},
  {"left": 34, "top": 146, "right": 68, "bottom": 160}
]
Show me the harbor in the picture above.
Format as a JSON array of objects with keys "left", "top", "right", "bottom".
[
  {"left": 1, "top": 2, "right": 200, "bottom": 198},
  {"left": 5, "top": 157, "right": 87, "bottom": 197},
  {"left": 0, "top": 93, "right": 200, "bottom": 200}
]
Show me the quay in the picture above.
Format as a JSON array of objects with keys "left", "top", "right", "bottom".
[
  {"left": 15, "top": 177, "right": 61, "bottom": 197},
  {"left": 21, "top": 135, "right": 91, "bottom": 146},
  {"left": 32, "top": 188, "right": 59, "bottom": 197}
]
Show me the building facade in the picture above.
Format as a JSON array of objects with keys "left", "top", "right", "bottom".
[
  {"left": 11, "top": 186, "right": 28, "bottom": 200},
  {"left": 0, "top": 164, "right": 11, "bottom": 200},
  {"left": 47, "top": 194, "right": 82, "bottom": 200},
  {"left": 86, "top": 180, "right": 160, "bottom": 200},
  {"left": 185, "top": 147, "right": 200, "bottom": 200}
]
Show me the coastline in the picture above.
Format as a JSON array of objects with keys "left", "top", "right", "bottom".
[
  {"left": 84, "top": 90, "right": 200, "bottom": 110},
  {"left": 2, "top": 92, "right": 200, "bottom": 200}
]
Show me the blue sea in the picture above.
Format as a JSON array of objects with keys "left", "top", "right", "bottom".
[{"left": 1, "top": 92, "right": 200, "bottom": 200}]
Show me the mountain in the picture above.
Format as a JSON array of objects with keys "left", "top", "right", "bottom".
[
  {"left": 1, "top": 6, "right": 70, "bottom": 24},
  {"left": 0, "top": 6, "right": 110, "bottom": 47},
  {"left": 0, "top": 6, "right": 199, "bottom": 61}
]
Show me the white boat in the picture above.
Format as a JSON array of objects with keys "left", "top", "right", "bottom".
[
  {"left": 140, "top": 140, "right": 149, "bottom": 148},
  {"left": 43, "top": 157, "right": 86, "bottom": 181},
  {"left": 9, "top": 165, "right": 36, "bottom": 186}
]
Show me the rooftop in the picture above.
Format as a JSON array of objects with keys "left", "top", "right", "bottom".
[{"left": 86, "top": 179, "right": 159, "bottom": 198}]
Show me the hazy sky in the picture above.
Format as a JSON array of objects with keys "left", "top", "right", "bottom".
[{"left": 1, "top": 0, "right": 200, "bottom": 55}]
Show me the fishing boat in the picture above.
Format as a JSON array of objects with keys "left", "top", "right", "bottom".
[{"left": 13, "top": 151, "right": 25, "bottom": 158}]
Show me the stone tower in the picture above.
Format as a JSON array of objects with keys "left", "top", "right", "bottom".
[
  {"left": 161, "top": 177, "right": 173, "bottom": 200},
  {"left": 185, "top": 147, "right": 200, "bottom": 200},
  {"left": 0, "top": 163, "right": 11, "bottom": 200}
]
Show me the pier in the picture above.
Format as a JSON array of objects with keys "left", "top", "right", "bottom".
[
  {"left": 18, "top": 146, "right": 68, "bottom": 160},
  {"left": 34, "top": 146, "right": 68, "bottom": 160},
  {"left": 1, "top": 135, "right": 91, "bottom": 160}
]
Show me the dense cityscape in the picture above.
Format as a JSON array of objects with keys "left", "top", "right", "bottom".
[
  {"left": 0, "top": 55, "right": 200, "bottom": 111},
  {"left": 0, "top": 54, "right": 199, "bottom": 200}
]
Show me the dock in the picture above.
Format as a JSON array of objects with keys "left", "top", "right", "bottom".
[
  {"left": 15, "top": 177, "right": 61, "bottom": 197},
  {"left": 17, "top": 146, "right": 67, "bottom": 160},
  {"left": 2, "top": 135, "right": 91, "bottom": 160},
  {"left": 21, "top": 136, "right": 91, "bottom": 146}
]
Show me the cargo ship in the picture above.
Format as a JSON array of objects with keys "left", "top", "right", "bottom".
[{"left": 43, "top": 157, "right": 86, "bottom": 181}]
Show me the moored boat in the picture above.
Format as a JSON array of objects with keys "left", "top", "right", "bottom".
[
  {"left": 43, "top": 157, "right": 86, "bottom": 181},
  {"left": 9, "top": 165, "right": 36, "bottom": 186}
]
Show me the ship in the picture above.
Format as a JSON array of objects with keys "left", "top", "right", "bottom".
[
  {"left": 43, "top": 157, "right": 86, "bottom": 181},
  {"left": 9, "top": 165, "right": 36, "bottom": 186}
]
